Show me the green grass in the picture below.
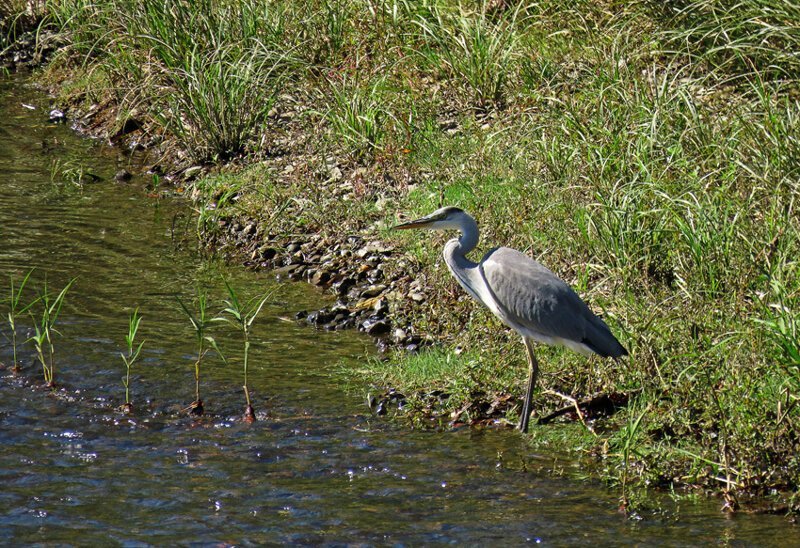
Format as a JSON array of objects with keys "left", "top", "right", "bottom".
[
  {"left": 321, "top": 75, "right": 393, "bottom": 159},
  {"left": 19, "top": 0, "right": 800, "bottom": 507},
  {"left": 414, "top": 1, "right": 523, "bottom": 110}
]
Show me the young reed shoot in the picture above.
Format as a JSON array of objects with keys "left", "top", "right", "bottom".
[
  {"left": 119, "top": 307, "right": 145, "bottom": 413},
  {"left": 176, "top": 289, "right": 213, "bottom": 415},
  {"left": 214, "top": 278, "right": 273, "bottom": 422},
  {"left": 5, "top": 268, "right": 37, "bottom": 373},
  {"left": 28, "top": 278, "right": 76, "bottom": 388}
]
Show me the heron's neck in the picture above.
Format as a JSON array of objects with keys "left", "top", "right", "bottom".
[
  {"left": 444, "top": 214, "right": 479, "bottom": 268},
  {"left": 442, "top": 215, "right": 483, "bottom": 303},
  {"left": 454, "top": 214, "right": 479, "bottom": 256}
]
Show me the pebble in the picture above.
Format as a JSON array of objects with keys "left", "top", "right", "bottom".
[
  {"left": 115, "top": 169, "right": 132, "bottom": 182},
  {"left": 49, "top": 108, "right": 66, "bottom": 124},
  {"left": 183, "top": 165, "right": 203, "bottom": 179},
  {"left": 360, "top": 316, "right": 390, "bottom": 336},
  {"left": 310, "top": 270, "right": 330, "bottom": 286}
]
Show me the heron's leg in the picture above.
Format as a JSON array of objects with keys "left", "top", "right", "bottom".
[{"left": 519, "top": 337, "right": 539, "bottom": 433}]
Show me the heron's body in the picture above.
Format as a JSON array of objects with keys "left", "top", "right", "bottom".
[{"left": 395, "top": 206, "right": 627, "bottom": 432}]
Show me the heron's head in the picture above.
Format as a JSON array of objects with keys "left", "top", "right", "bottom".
[{"left": 393, "top": 206, "right": 470, "bottom": 232}]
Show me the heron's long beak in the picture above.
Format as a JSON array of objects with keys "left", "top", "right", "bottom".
[{"left": 393, "top": 213, "right": 438, "bottom": 230}]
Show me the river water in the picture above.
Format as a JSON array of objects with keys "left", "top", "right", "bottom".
[{"left": 0, "top": 76, "right": 795, "bottom": 545}]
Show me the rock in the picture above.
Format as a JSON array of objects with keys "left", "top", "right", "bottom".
[
  {"left": 290, "top": 265, "right": 307, "bottom": 279},
  {"left": 375, "top": 338, "right": 391, "bottom": 353},
  {"left": 332, "top": 277, "right": 356, "bottom": 296},
  {"left": 335, "top": 317, "right": 355, "bottom": 330},
  {"left": 274, "top": 264, "right": 300, "bottom": 278},
  {"left": 360, "top": 284, "right": 387, "bottom": 299},
  {"left": 114, "top": 169, "right": 132, "bottom": 182},
  {"left": 49, "top": 108, "right": 66, "bottom": 124},
  {"left": 372, "top": 298, "right": 389, "bottom": 315},
  {"left": 328, "top": 166, "right": 343, "bottom": 181},
  {"left": 356, "top": 241, "right": 393, "bottom": 258},
  {"left": 332, "top": 312, "right": 350, "bottom": 323},
  {"left": 360, "top": 316, "right": 390, "bottom": 336},
  {"left": 110, "top": 118, "right": 143, "bottom": 141},
  {"left": 306, "top": 309, "right": 335, "bottom": 325},
  {"left": 257, "top": 245, "right": 278, "bottom": 261},
  {"left": 311, "top": 270, "right": 331, "bottom": 286},
  {"left": 183, "top": 165, "right": 203, "bottom": 180}
]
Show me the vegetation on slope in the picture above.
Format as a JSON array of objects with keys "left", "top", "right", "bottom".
[{"left": 8, "top": 0, "right": 799, "bottom": 511}]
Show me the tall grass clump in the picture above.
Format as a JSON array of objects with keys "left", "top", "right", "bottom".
[
  {"left": 28, "top": 278, "right": 76, "bottom": 388},
  {"left": 289, "top": 0, "right": 355, "bottom": 66},
  {"left": 1, "top": 1, "right": 44, "bottom": 48},
  {"left": 756, "top": 266, "right": 800, "bottom": 393},
  {"left": 654, "top": 0, "right": 800, "bottom": 78},
  {"left": 127, "top": 0, "right": 298, "bottom": 161},
  {"left": 47, "top": 0, "right": 299, "bottom": 162},
  {"left": 415, "top": 1, "right": 523, "bottom": 110},
  {"left": 147, "top": 42, "right": 289, "bottom": 162},
  {"left": 44, "top": 0, "right": 116, "bottom": 59},
  {"left": 119, "top": 307, "right": 145, "bottom": 413},
  {"left": 322, "top": 75, "right": 392, "bottom": 159},
  {"left": 4, "top": 269, "right": 37, "bottom": 373}
]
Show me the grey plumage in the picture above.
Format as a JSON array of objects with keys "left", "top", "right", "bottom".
[{"left": 395, "top": 206, "right": 627, "bottom": 433}]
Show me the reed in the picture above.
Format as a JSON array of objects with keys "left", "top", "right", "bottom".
[
  {"left": 176, "top": 289, "right": 213, "bottom": 415},
  {"left": 214, "top": 278, "right": 273, "bottom": 422},
  {"left": 119, "top": 307, "right": 144, "bottom": 413},
  {"left": 4, "top": 269, "right": 37, "bottom": 373},
  {"left": 28, "top": 277, "right": 76, "bottom": 388}
]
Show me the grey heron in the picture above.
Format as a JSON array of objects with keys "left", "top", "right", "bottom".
[{"left": 394, "top": 206, "right": 627, "bottom": 433}]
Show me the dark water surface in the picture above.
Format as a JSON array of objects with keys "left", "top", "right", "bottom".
[{"left": 0, "top": 77, "right": 795, "bottom": 545}]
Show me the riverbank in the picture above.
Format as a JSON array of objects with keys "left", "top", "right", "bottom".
[{"left": 5, "top": 1, "right": 799, "bottom": 513}]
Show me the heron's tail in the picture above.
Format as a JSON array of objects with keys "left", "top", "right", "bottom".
[{"left": 582, "top": 315, "right": 627, "bottom": 358}]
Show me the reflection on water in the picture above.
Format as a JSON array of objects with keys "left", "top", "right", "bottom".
[{"left": 0, "top": 76, "right": 794, "bottom": 544}]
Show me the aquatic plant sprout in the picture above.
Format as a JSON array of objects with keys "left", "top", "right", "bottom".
[
  {"left": 5, "top": 268, "right": 37, "bottom": 373},
  {"left": 120, "top": 307, "right": 145, "bottom": 411},
  {"left": 28, "top": 278, "right": 76, "bottom": 387},
  {"left": 176, "top": 289, "right": 213, "bottom": 415},
  {"left": 213, "top": 278, "right": 274, "bottom": 422}
]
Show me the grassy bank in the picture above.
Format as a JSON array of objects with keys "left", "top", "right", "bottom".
[{"left": 15, "top": 0, "right": 800, "bottom": 511}]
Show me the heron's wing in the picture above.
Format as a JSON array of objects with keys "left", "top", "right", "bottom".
[{"left": 480, "top": 247, "right": 626, "bottom": 357}]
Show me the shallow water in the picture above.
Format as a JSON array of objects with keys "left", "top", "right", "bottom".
[{"left": 0, "top": 76, "right": 795, "bottom": 545}]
